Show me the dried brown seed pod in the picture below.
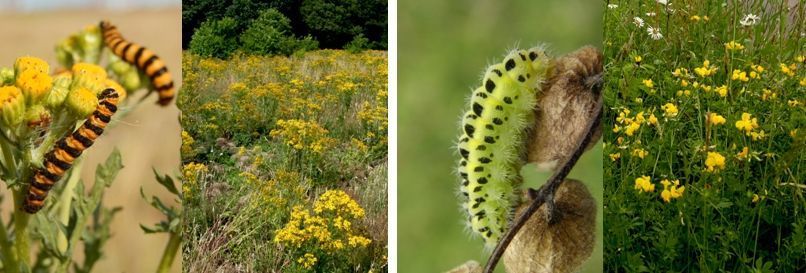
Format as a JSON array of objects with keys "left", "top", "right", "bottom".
[
  {"left": 527, "top": 46, "right": 603, "bottom": 171},
  {"left": 502, "top": 179, "right": 596, "bottom": 273}
]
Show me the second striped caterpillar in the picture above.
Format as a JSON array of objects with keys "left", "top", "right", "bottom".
[{"left": 99, "top": 20, "right": 175, "bottom": 106}]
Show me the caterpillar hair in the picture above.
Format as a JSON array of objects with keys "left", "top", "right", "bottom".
[
  {"left": 99, "top": 20, "right": 174, "bottom": 106},
  {"left": 23, "top": 88, "right": 120, "bottom": 213}
]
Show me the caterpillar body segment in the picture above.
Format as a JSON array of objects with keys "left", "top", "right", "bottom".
[
  {"left": 99, "top": 21, "right": 174, "bottom": 106},
  {"left": 458, "top": 46, "right": 551, "bottom": 248},
  {"left": 23, "top": 88, "right": 120, "bottom": 213}
]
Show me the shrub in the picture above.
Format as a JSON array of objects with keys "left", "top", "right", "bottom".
[{"left": 189, "top": 17, "right": 239, "bottom": 59}]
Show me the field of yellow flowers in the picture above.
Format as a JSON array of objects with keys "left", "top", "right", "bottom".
[
  {"left": 603, "top": 1, "right": 804, "bottom": 272},
  {"left": 180, "top": 50, "right": 388, "bottom": 272}
]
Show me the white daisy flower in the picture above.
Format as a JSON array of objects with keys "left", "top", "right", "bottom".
[
  {"left": 657, "top": 0, "right": 669, "bottom": 5},
  {"left": 647, "top": 26, "right": 663, "bottom": 40},
  {"left": 633, "top": 17, "right": 645, "bottom": 27},
  {"left": 608, "top": 4, "right": 618, "bottom": 9},
  {"left": 740, "top": 13, "right": 761, "bottom": 26},
  {"left": 646, "top": 12, "right": 657, "bottom": 17}
]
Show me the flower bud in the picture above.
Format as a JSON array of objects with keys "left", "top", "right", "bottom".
[
  {"left": 25, "top": 104, "right": 51, "bottom": 129},
  {"left": 44, "top": 74, "right": 73, "bottom": 109},
  {"left": 0, "top": 86, "right": 26, "bottom": 126},
  {"left": 15, "top": 69, "right": 53, "bottom": 104},
  {"left": 55, "top": 39, "right": 78, "bottom": 68},
  {"left": 70, "top": 63, "right": 107, "bottom": 94},
  {"left": 0, "top": 67, "right": 14, "bottom": 85},
  {"left": 14, "top": 56, "right": 49, "bottom": 75},
  {"left": 65, "top": 87, "right": 98, "bottom": 118},
  {"left": 109, "top": 59, "right": 142, "bottom": 91},
  {"left": 503, "top": 180, "right": 596, "bottom": 273},
  {"left": 77, "top": 24, "right": 103, "bottom": 64}
]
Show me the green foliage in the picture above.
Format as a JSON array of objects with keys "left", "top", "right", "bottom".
[
  {"left": 182, "top": 0, "right": 387, "bottom": 51},
  {"left": 344, "top": 33, "right": 370, "bottom": 53},
  {"left": 189, "top": 17, "right": 240, "bottom": 59},
  {"left": 603, "top": 0, "right": 805, "bottom": 272},
  {"left": 240, "top": 9, "right": 320, "bottom": 56}
]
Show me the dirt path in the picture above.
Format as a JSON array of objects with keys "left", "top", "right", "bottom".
[{"left": 0, "top": 8, "right": 182, "bottom": 273}]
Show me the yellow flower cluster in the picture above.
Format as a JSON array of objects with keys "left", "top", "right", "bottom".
[
  {"left": 731, "top": 69, "right": 749, "bottom": 82},
  {"left": 660, "top": 179, "right": 685, "bottom": 203},
  {"left": 181, "top": 130, "right": 195, "bottom": 156},
  {"left": 297, "top": 253, "right": 317, "bottom": 269},
  {"left": 634, "top": 175, "right": 655, "bottom": 193},
  {"left": 661, "top": 103, "right": 678, "bottom": 118},
  {"left": 182, "top": 162, "right": 208, "bottom": 198},
  {"left": 270, "top": 119, "right": 336, "bottom": 154},
  {"left": 734, "top": 112, "right": 765, "bottom": 140},
  {"left": 708, "top": 113, "right": 726, "bottom": 126},
  {"left": 704, "top": 152, "right": 726, "bottom": 173},
  {"left": 724, "top": 41, "right": 744, "bottom": 51},
  {"left": 632, "top": 148, "right": 649, "bottom": 159},
  {"left": 613, "top": 108, "right": 658, "bottom": 137},
  {"left": 274, "top": 190, "right": 372, "bottom": 268},
  {"left": 694, "top": 60, "right": 718, "bottom": 77}
]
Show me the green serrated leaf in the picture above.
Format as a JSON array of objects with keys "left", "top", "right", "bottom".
[{"left": 153, "top": 168, "right": 179, "bottom": 195}]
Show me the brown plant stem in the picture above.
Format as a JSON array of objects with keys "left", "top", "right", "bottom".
[{"left": 483, "top": 95, "right": 602, "bottom": 273}]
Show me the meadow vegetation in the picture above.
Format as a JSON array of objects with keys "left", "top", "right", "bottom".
[
  {"left": 180, "top": 50, "right": 388, "bottom": 272},
  {"left": 603, "top": 1, "right": 804, "bottom": 271}
]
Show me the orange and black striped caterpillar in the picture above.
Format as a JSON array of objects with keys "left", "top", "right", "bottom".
[
  {"left": 23, "top": 88, "right": 120, "bottom": 213},
  {"left": 99, "top": 20, "right": 174, "bottom": 106}
]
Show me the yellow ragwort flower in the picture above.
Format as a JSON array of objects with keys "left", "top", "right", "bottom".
[
  {"left": 609, "top": 153, "right": 621, "bottom": 161},
  {"left": 71, "top": 62, "right": 107, "bottom": 94},
  {"left": 65, "top": 87, "right": 98, "bottom": 117},
  {"left": 0, "top": 85, "right": 26, "bottom": 126},
  {"left": 14, "top": 56, "right": 49, "bottom": 75},
  {"left": 297, "top": 253, "right": 317, "bottom": 269},
  {"left": 15, "top": 69, "right": 53, "bottom": 103}
]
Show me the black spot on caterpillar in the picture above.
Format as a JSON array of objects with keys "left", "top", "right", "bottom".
[
  {"left": 23, "top": 88, "right": 119, "bottom": 213},
  {"left": 99, "top": 21, "right": 174, "bottom": 106}
]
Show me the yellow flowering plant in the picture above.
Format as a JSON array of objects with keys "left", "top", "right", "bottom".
[
  {"left": 0, "top": 23, "right": 179, "bottom": 273},
  {"left": 604, "top": 1, "right": 804, "bottom": 271}
]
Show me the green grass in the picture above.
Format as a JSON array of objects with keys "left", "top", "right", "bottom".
[
  {"left": 603, "top": 1, "right": 805, "bottom": 272},
  {"left": 398, "top": 0, "right": 603, "bottom": 272},
  {"left": 179, "top": 50, "right": 388, "bottom": 272}
]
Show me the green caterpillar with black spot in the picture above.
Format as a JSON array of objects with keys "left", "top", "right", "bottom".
[{"left": 457, "top": 46, "right": 551, "bottom": 249}]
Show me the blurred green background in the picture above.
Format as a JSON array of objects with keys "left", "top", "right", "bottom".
[{"left": 398, "top": 0, "right": 603, "bottom": 272}]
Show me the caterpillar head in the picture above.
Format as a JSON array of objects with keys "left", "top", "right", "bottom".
[{"left": 527, "top": 46, "right": 603, "bottom": 171}]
